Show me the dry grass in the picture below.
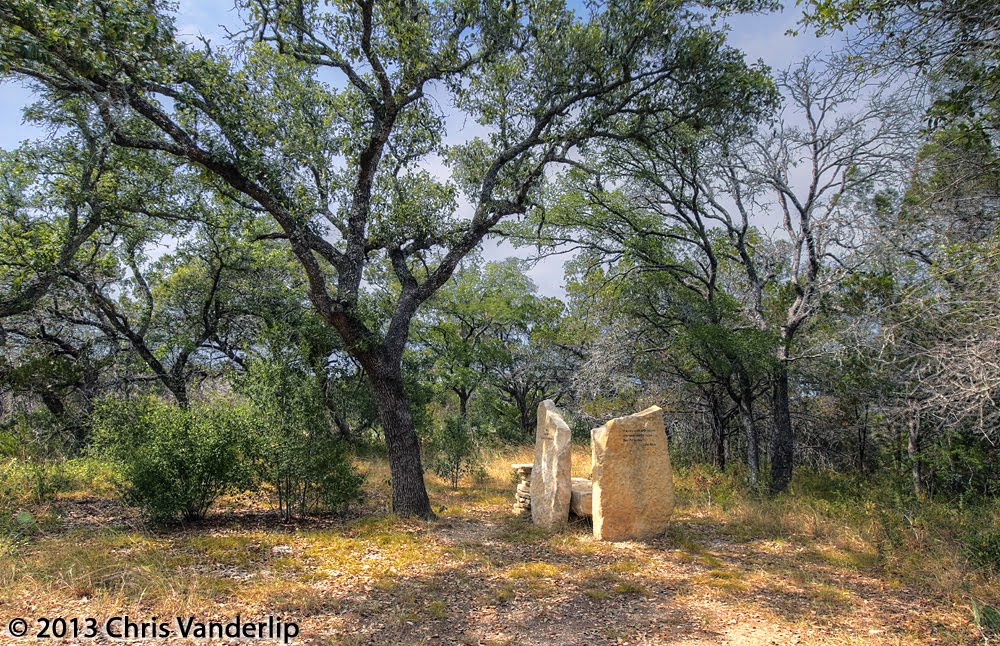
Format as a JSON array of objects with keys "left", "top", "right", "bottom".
[{"left": 0, "top": 449, "right": 994, "bottom": 644}]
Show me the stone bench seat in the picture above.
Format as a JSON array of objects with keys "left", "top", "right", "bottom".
[{"left": 570, "top": 477, "right": 592, "bottom": 517}]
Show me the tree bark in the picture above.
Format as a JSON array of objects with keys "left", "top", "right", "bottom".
[
  {"left": 40, "top": 390, "right": 66, "bottom": 419},
  {"left": 167, "top": 377, "right": 189, "bottom": 409},
  {"left": 907, "top": 409, "right": 925, "bottom": 497},
  {"left": 366, "top": 358, "right": 434, "bottom": 518},
  {"left": 456, "top": 388, "right": 470, "bottom": 419},
  {"left": 517, "top": 393, "right": 531, "bottom": 437},
  {"left": 503, "top": 385, "right": 532, "bottom": 437},
  {"left": 770, "top": 359, "right": 794, "bottom": 494},
  {"left": 709, "top": 395, "right": 727, "bottom": 471},
  {"left": 737, "top": 374, "right": 760, "bottom": 485}
]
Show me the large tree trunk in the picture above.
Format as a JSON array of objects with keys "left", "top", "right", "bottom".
[
  {"left": 770, "top": 359, "right": 794, "bottom": 494},
  {"left": 366, "top": 358, "right": 433, "bottom": 518},
  {"left": 455, "top": 387, "right": 471, "bottom": 419},
  {"left": 737, "top": 374, "right": 760, "bottom": 485}
]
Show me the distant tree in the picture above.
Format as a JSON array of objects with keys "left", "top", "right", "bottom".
[
  {"left": 722, "top": 59, "right": 915, "bottom": 492},
  {"left": 63, "top": 216, "right": 250, "bottom": 407},
  {"left": 418, "top": 258, "right": 529, "bottom": 420},
  {"left": 419, "top": 258, "right": 574, "bottom": 437},
  {"left": 0, "top": 104, "right": 116, "bottom": 319},
  {"left": 0, "top": 316, "right": 107, "bottom": 449},
  {"left": 529, "top": 57, "right": 915, "bottom": 491},
  {"left": 801, "top": 0, "right": 999, "bottom": 134},
  {"left": 801, "top": 0, "right": 1000, "bottom": 497},
  {"left": 489, "top": 284, "right": 572, "bottom": 438},
  {"left": 869, "top": 150, "right": 1000, "bottom": 496},
  {"left": 560, "top": 254, "right": 771, "bottom": 478}
]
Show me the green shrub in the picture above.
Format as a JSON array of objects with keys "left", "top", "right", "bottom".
[
  {"left": 0, "top": 458, "right": 67, "bottom": 553},
  {"left": 0, "top": 430, "right": 17, "bottom": 457},
  {"left": 91, "top": 397, "right": 256, "bottom": 524},
  {"left": 0, "top": 511, "right": 40, "bottom": 555},
  {"left": 60, "top": 457, "right": 118, "bottom": 496},
  {"left": 972, "top": 598, "right": 1000, "bottom": 643},
  {"left": 263, "top": 435, "right": 363, "bottom": 518},
  {"left": 965, "top": 527, "right": 1000, "bottom": 571},
  {"left": 0, "top": 408, "right": 85, "bottom": 459},
  {"left": 0, "top": 458, "right": 72, "bottom": 504},
  {"left": 428, "top": 415, "right": 483, "bottom": 489},
  {"left": 239, "top": 361, "right": 363, "bottom": 520},
  {"left": 671, "top": 462, "right": 747, "bottom": 509}
]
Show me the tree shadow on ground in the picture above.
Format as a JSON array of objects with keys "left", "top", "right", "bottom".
[{"left": 8, "top": 486, "right": 979, "bottom": 645}]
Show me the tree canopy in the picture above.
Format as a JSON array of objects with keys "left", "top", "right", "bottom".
[{"left": 0, "top": 0, "right": 775, "bottom": 516}]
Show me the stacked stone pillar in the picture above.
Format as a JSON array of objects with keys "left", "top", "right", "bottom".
[{"left": 511, "top": 463, "right": 533, "bottom": 517}]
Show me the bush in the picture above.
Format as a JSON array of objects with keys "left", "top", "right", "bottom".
[
  {"left": 964, "top": 526, "right": 1000, "bottom": 571},
  {"left": 429, "top": 415, "right": 484, "bottom": 489},
  {"left": 60, "top": 457, "right": 117, "bottom": 497},
  {"left": 0, "top": 458, "right": 71, "bottom": 553},
  {"left": 91, "top": 397, "right": 256, "bottom": 524},
  {"left": 0, "top": 408, "right": 88, "bottom": 459},
  {"left": 263, "top": 435, "right": 363, "bottom": 518},
  {"left": 239, "top": 361, "right": 363, "bottom": 520},
  {"left": 0, "top": 458, "right": 72, "bottom": 505}
]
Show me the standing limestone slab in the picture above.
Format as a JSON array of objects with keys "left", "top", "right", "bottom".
[
  {"left": 531, "top": 400, "right": 572, "bottom": 528},
  {"left": 591, "top": 405, "right": 674, "bottom": 541}
]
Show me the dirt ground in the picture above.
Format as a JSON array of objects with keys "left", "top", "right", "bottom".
[
  {"left": 0, "top": 454, "right": 985, "bottom": 645},
  {"left": 284, "top": 500, "right": 976, "bottom": 645}
]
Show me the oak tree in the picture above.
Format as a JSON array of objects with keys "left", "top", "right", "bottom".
[{"left": 2, "top": 0, "right": 776, "bottom": 516}]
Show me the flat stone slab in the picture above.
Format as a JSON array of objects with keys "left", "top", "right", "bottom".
[
  {"left": 591, "top": 405, "right": 674, "bottom": 541},
  {"left": 570, "top": 477, "right": 593, "bottom": 517}
]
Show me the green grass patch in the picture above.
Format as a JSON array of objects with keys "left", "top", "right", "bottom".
[
  {"left": 809, "top": 583, "right": 852, "bottom": 605},
  {"left": 694, "top": 568, "right": 748, "bottom": 593},
  {"left": 426, "top": 600, "right": 449, "bottom": 620},
  {"left": 506, "top": 561, "right": 561, "bottom": 579},
  {"left": 186, "top": 533, "right": 276, "bottom": 567}
]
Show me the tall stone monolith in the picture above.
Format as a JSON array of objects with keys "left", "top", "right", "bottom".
[
  {"left": 591, "top": 405, "right": 674, "bottom": 541},
  {"left": 531, "top": 400, "right": 572, "bottom": 528}
]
